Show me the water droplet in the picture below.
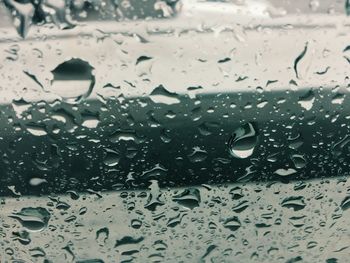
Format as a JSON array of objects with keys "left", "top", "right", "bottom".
[
  {"left": 274, "top": 168, "right": 297, "bottom": 176},
  {"left": 115, "top": 236, "right": 144, "bottom": 247},
  {"left": 288, "top": 133, "right": 304, "bottom": 150},
  {"left": 228, "top": 122, "right": 258, "bottom": 159},
  {"left": 56, "top": 201, "right": 71, "bottom": 210},
  {"left": 307, "top": 241, "right": 318, "bottom": 249},
  {"left": 29, "top": 177, "right": 47, "bottom": 186},
  {"left": 4, "top": 0, "right": 35, "bottom": 38},
  {"left": 29, "top": 247, "right": 46, "bottom": 258},
  {"left": 289, "top": 215, "right": 306, "bottom": 227},
  {"left": 332, "top": 135, "right": 350, "bottom": 157},
  {"left": 223, "top": 216, "right": 241, "bottom": 231},
  {"left": 257, "top": 100, "right": 268, "bottom": 108},
  {"left": 12, "top": 230, "right": 31, "bottom": 245},
  {"left": 41, "top": 0, "right": 75, "bottom": 30},
  {"left": 229, "top": 187, "right": 244, "bottom": 200},
  {"left": 232, "top": 200, "right": 249, "bottom": 213},
  {"left": 149, "top": 85, "right": 180, "bottom": 105},
  {"left": 309, "top": 0, "right": 320, "bottom": 11},
  {"left": 51, "top": 58, "right": 95, "bottom": 103},
  {"left": 81, "top": 115, "right": 100, "bottom": 128},
  {"left": 26, "top": 124, "right": 48, "bottom": 136},
  {"left": 291, "top": 154, "right": 307, "bottom": 169},
  {"left": 5, "top": 247, "right": 14, "bottom": 255},
  {"left": 340, "top": 196, "right": 350, "bottom": 211},
  {"left": 172, "top": 188, "right": 201, "bottom": 209},
  {"left": 10, "top": 207, "right": 50, "bottom": 232},
  {"left": 103, "top": 149, "right": 120, "bottom": 167},
  {"left": 188, "top": 148, "right": 208, "bottom": 163},
  {"left": 136, "top": 55, "right": 152, "bottom": 65},
  {"left": 144, "top": 180, "right": 164, "bottom": 211},
  {"left": 96, "top": 227, "right": 109, "bottom": 243},
  {"left": 332, "top": 93, "right": 345, "bottom": 105},
  {"left": 346, "top": 0, "right": 350, "bottom": 15},
  {"left": 109, "top": 130, "right": 140, "bottom": 143},
  {"left": 201, "top": 245, "right": 217, "bottom": 261},
  {"left": 281, "top": 196, "right": 306, "bottom": 211},
  {"left": 298, "top": 90, "right": 315, "bottom": 111},
  {"left": 131, "top": 219, "right": 142, "bottom": 229},
  {"left": 167, "top": 212, "right": 186, "bottom": 227}
]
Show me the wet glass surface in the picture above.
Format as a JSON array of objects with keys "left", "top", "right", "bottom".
[{"left": 1, "top": 0, "right": 350, "bottom": 262}]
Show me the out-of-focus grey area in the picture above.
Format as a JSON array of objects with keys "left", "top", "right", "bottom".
[{"left": 1, "top": 0, "right": 350, "bottom": 262}]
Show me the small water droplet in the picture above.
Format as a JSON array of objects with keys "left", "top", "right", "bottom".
[
  {"left": 136, "top": 55, "right": 152, "bottom": 65},
  {"left": 96, "top": 227, "right": 109, "bottom": 243},
  {"left": 167, "top": 212, "right": 186, "bottom": 227},
  {"left": 288, "top": 133, "right": 304, "bottom": 150},
  {"left": 172, "top": 188, "right": 201, "bottom": 209},
  {"left": 103, "top": 148, "right": 120, "bottom": 167},
  {"left": 26, "top": 124, "right": 48, "bottom": 136},
  {"left": 332, "top": 93, "right": 345, "bottom": 105},
  {"left": 29, "top": 177, "right": 47, "bottom": 186},
  {"left": 232, "top": 200, "right": 249, "bottom": 213},
  {"left": 340, "top": 196, "right": 350, "bottom": 211},
  {"left": 223, "top": 216, "right": 241, "bottom": 231},
  {"left": 332, "top": 135, "right": 350, "bottom": 157},
  {"left": 12, "top": 230, "right": 31, "bottom": 245},
  {"left": 281, "top": 196, "right": 306, "bottom": 211},
  {"left": 149, "top": 85, "right": 180, "bottom": 105},
  {"left": 291, "top": 154, "right": 307, "bottom": 169},
  {"left": 109, "top": 130, "right": 139, "bottom": 143},
  {"left": 144, "top": 180, "right": 164, "bottom": 211},
  {"left": 229, "top": 187, "right": 244, "bottom": 200},
  {"left": 274, "top": 168, "right": 297, "bottom": 176},
  {"left": 298, "top": 90, "right": 315, "bottom": 111},
  {"left": 29, "top": 247, "right": 46, "bottom": 258},
  {"left": 188, "top": 148, "right": 208, "bottom": 163},
  {"left": 131, "top": 219, "right": 142, "bottom": 229}
]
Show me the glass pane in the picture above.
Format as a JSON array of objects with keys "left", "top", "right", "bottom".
[{"left": 0, "top": 0, "right": 349, "bottom": 262}]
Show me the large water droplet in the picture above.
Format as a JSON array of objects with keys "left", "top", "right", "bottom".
[
  {"left": 50, "top": 58, "right": 95, "bottom": 103},
  {"left": 228, "top": 123, "right": 258, "bottom": 159},
  {"left": 10, "top": 207, "right": 50, "bottom": 232}
]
